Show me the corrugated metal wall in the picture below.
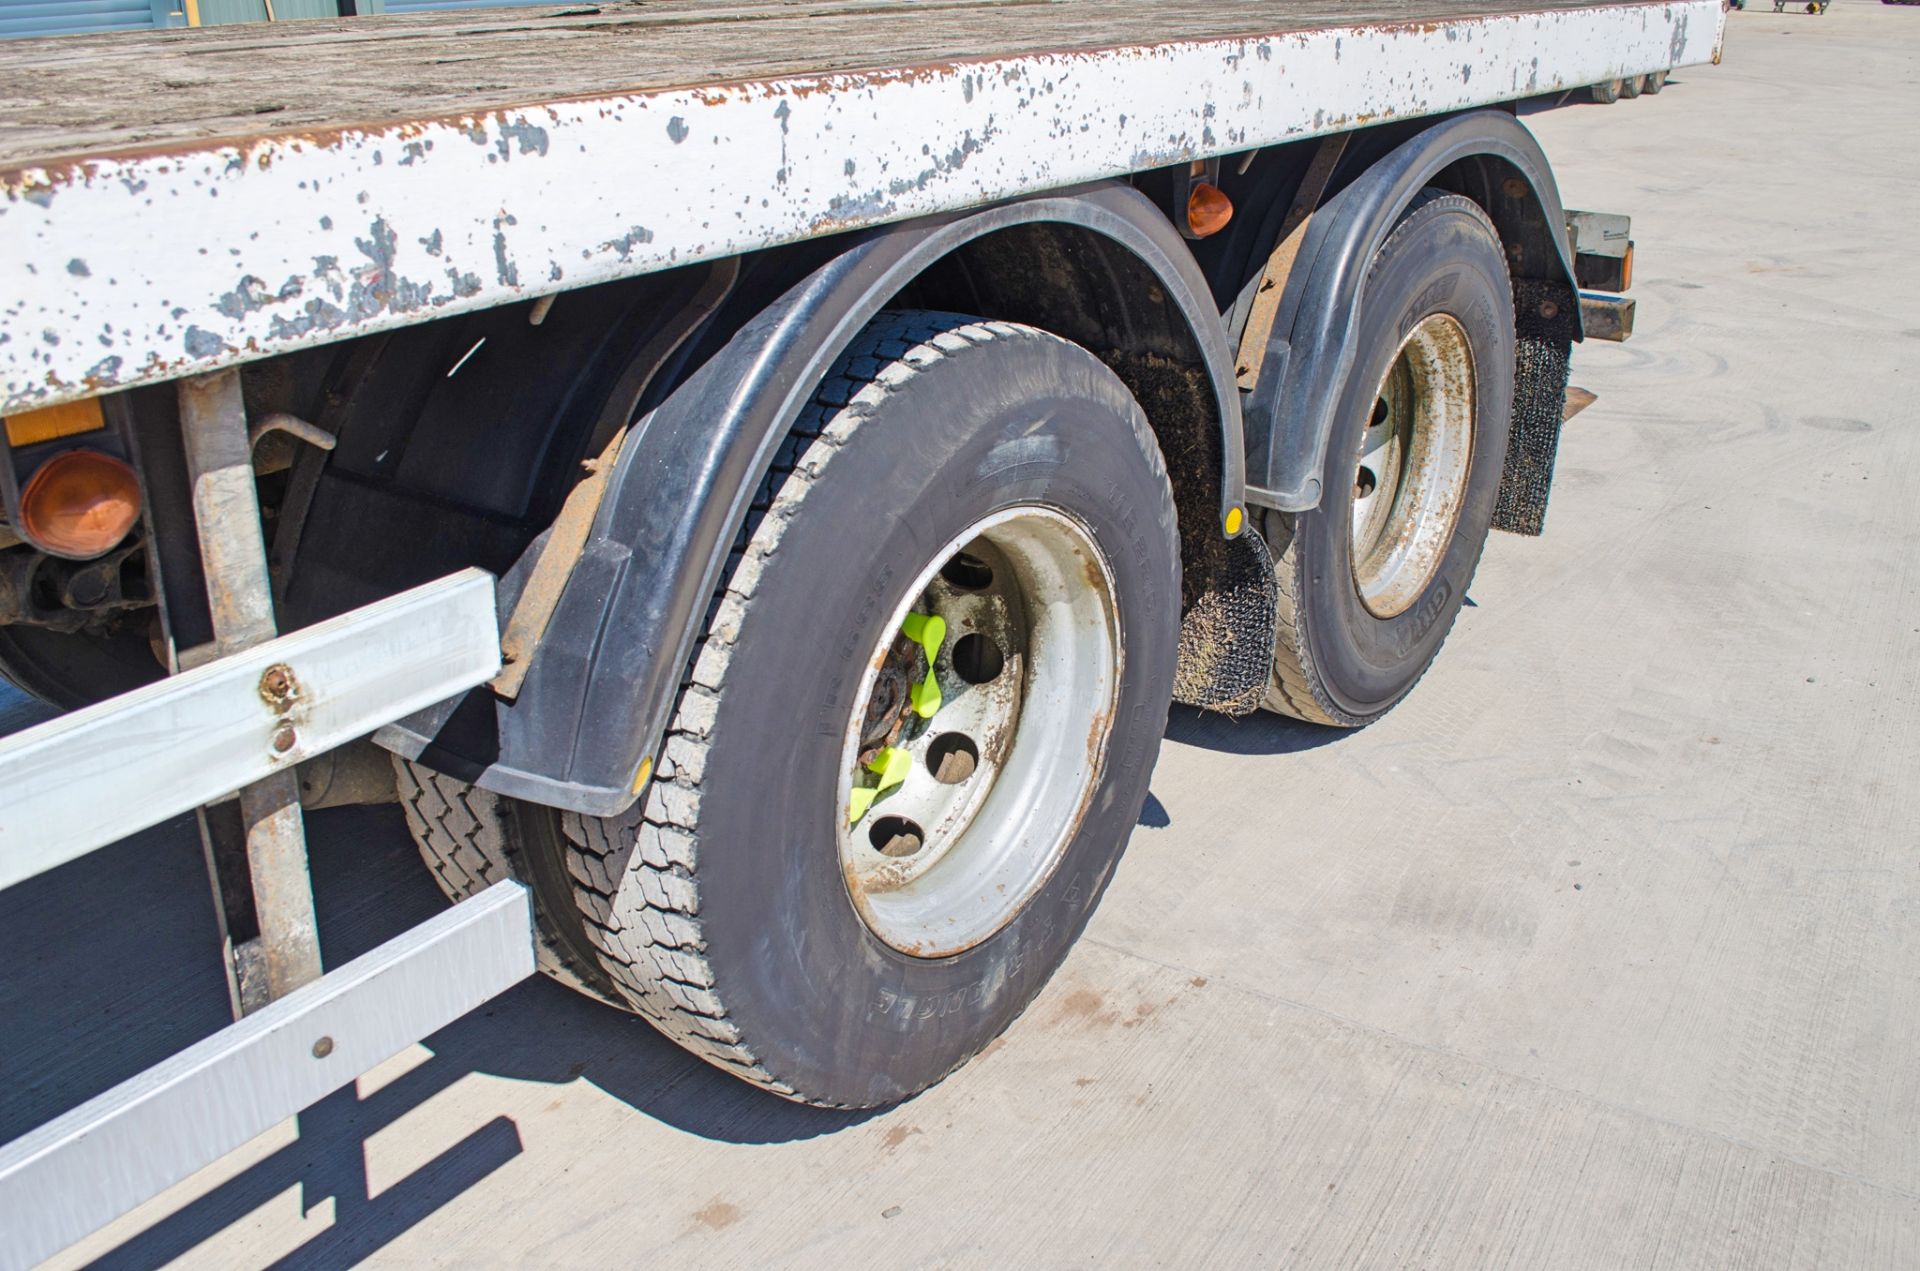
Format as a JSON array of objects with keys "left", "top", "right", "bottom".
[
  {"left": 0, "top": 0, "right": 174, "bottom": 39},
  {"left": 0, "top": 0, "right": 544, "bottom": 37},
  {"left": 376, "top": 0, "right": 533, "bottom": 11},
  {"left": 195, "top": 0, "right": 336, "bottom": 22}
]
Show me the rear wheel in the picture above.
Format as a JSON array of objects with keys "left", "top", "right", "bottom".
[
  {"left": 403, "top": 312, "right": 1180, "bottom": 1106},
  {"left": 1261, "top": 192, "right": 1514, "bottom": 727},
  {"left": 1590, "top": 79, "right": 1624, "bottom": 104}
]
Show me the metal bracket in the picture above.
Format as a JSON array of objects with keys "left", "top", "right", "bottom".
[
  {"left": 1578, "top": 294, "right": 1636, "bottom": 342},
  {"left": 177, "top": 369, "right": 323, "bottom": 1005},
  {"left": 1233, "top": 133, "right": 1348, "bottom": 392},
  {"left": 491, "top": 426, "right": 626, "bottom": 702}
]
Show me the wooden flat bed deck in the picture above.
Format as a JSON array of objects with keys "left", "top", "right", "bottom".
[
  {"left": 0, "top": 0, "right": 1722, "bottom": 412},
  {"left": 1, "top": 0, "right": 1699, "bottom": 165}
]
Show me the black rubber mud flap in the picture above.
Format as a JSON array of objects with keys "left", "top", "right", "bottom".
[
  {"left": 1493, "top": 278, "right": 1578, "bottom": 537},
  {"left": 1170, "top": 526, "right": 1278, "bottom": 715}
]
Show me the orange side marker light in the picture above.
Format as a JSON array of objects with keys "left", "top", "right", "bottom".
[
  {"left": 1186, "top": 183, "right": 1235, "bottom": 238},
  {"left": 18, "top": 449, "right": 142, "bottom": 559}
]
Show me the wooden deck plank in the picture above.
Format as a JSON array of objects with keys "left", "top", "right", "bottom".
[{"left": 4, "top": 0, "right": 1674, "bottom": 167}]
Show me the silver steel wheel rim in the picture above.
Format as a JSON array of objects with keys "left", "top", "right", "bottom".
[
  {"left": 836, "top": 505, "right": 1121, "bottom": 958},
  {"left": 1349, "top": 312, "right": 1476, "bottom": 618}
]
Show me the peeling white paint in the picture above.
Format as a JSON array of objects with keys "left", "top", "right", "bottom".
[{"left": 0, "top": 0, "right": 1723, "bottom": 413}]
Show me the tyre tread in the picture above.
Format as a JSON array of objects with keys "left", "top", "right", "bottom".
[
  {"left": 394, "top": 759, "right": 599, "bottom": 993},
  {"left": 402, "top": 312, "right": 1089, "bottom": 1107}
]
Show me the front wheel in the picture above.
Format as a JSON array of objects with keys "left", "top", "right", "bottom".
[
  {"left": 1261, "top": 193, "right": 1515, "bottom": 727},
  {"left": 403, "top": 313, "right": 1179, "bottom": 1107}
]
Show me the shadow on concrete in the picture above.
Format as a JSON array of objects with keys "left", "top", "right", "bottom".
[
  {"left": 1162, "top": 703, "right": 1350, "bottom": 758},
  {"left": 0, "top": 782, "right": 875, "bottom": 1268},
  {"left": 0, "top": 677, "right": 51, "bottom": 736},
  {"left": 4, "top": 678, "right": 1347, "bottom": 1263},
  {"left": 1137, "top": 792, "right": 1171, "bottom": 828}
]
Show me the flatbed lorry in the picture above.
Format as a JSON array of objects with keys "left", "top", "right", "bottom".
[{"left": 0, "top": 0, "right": 1721, "bottom": 1261}]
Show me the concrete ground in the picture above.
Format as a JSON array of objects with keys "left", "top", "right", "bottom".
[{"left": 6, "top": 5, "right": 1920, "bottom": 1265}]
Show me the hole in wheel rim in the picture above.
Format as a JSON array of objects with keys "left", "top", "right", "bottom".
[
  {"left": 927, "top": 733, "right": 979, "bottom": 784},
  {"left": 952, "top": 633, "right": 1005, "bottom": 684},
  {"left": 940, "top": 550, "right": 994, "bottom": 591},
  {"left": 869, "top": 816, "right": 926, "bottom": 857}
]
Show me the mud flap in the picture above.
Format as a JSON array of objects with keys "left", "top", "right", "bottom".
[
  {"left": 1172, "top": 525, "right": 1279, "bottom": 715},
  {"left": 1493, "top": 278, "right": 1578, "bottom": 537}
]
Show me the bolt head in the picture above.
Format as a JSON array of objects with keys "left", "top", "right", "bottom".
[
  {"left": 272, "top": 725, "right": 297, "bottom": 754},
  {"left": 67, "top": 574, "right": 109, "bottom": 607},
  {"left": 311, "top": 1036, "right": 334, "bottom": 1059}
]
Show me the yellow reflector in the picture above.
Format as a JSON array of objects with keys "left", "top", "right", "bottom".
[
  {"left": 1223, "top": 506, "right": 1244, "bottom": 537},
  {"left": 4, "top": 397, "right": 106, "bottom": 448},
  {"left": 630, "top": 755, "right": 654, "bottom": 795}
]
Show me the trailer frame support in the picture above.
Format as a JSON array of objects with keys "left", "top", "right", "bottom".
[{"left": 178, "top": 368, "right": 324, "bottom": 1008}]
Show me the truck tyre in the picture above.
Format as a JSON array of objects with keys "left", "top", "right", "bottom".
[
  {"left": 1589, "top": 79, "right": 1623, "bottom": 104},
  {"left": 1261, "top": 193, "right": 1514, "bottom": 727},
  {"left": 401, "top": 312, "right": 1180, "bottom": 1107}
]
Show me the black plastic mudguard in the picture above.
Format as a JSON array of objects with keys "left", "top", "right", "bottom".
[
  {"left": 381, "top": 182, "right": 1244, "bottom": 815},
  {"left": 1242, "top": 111, "right": 1583, "bottom": 511}
]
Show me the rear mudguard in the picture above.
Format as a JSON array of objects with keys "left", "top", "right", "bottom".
[
  {"left": 381, "top": 182, "right": 1245, "bottom": 815},
  {"left": 1243, "top": 110, "right": 1582, "bottom": 511}
]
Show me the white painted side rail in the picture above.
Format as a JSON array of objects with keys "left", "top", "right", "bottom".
[
  {"left": 0, "top": 568, "right": 500, "bottom": 890},
  {"left": 0, "top": 0, "right": 1726, "bottom": 413},
  {"left": 0, "top": 880, "right": 536, "bottom": 1271}
]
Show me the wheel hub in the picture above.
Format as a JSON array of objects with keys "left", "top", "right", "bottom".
[
  {"left": 1349, "top": 312, "right": 1476, "bottom": 618},
  {"left": 837, "top": 506, "right": 1120, "bottom": 957}
]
